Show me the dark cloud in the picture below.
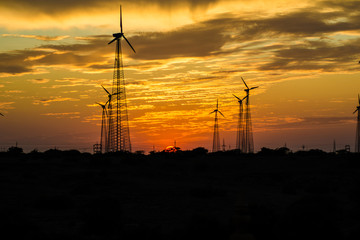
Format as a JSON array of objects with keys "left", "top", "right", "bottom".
[
  {"left": 2, "top": 2, "right": 360, "bottom": 74},
  {"left": 319, "top": 0, "right": 360, "bottom": 11},
  {"left": 256, "top": 11, "right": 358, "bottom": 35},
  {"left": 258, "top": 39, "right": 360, "bottom": 71},
  {"left": 264, "top": 116, "right": 354, "bottom": 130},
  {"left": 131, "top": 24, "right": 230, "bottom": 60},
  {"left": 0, "top": 0, "right": 218, "bottom": 15},
  {"left": 0, "top": 50, "right": 41, "bottom": 74},
  {"left": 0, "top": 36, "right": 111, "bottom": 74}
]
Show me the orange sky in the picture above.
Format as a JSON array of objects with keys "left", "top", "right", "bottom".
[{"left": 1, "top": 0, "right": 360, "bottom": 152}]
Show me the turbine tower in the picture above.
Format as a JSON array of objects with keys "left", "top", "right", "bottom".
[
  {"left": 107, "top": 5, "right": 135, "bottom": 152},
  {"left": 354, "top": 94, "right": 360, "bottom": 152},
  {"left": 210, "top": 99, "right": 224, "bottom": 152},
  {"left": 96, "top": 102, "right": 108, "bottom": 153},
  {"left": 101, "top": 85, "right": 119, "bottom": 153},
  {"left": 241, "top": 77, "right": 259, "bottom": 153},
  {"left": 233, "top": 94, "right": 247, "bottom": 152}
]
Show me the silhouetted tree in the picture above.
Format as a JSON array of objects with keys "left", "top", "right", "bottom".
[
  {"left": 191, "top": 147, "right": 208, "bottom": 155},
  {"left": 7, "top": 146, "right": 23, "bottom": 154}
]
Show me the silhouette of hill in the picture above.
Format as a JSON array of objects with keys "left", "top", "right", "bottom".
[{"left": 0, "top": 148, "right": 359, "bottom": 239}]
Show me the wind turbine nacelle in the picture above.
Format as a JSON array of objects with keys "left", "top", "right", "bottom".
[{"left": 113, "top": 33, "right": 123, "bottom": 38}]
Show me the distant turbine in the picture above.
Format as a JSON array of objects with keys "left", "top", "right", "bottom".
[
  {"left": 233, "top": 94, "right": 247, "bottom": 152},
  {"left": 354, "top": 94, "right": 360, "bottom": 152},
  {"left": 107, "top": 5, "right": 135, "bottom": 152},
  {"left": 241, "top": 77, "right": 259, "bottom": 153},
  {"left": 96, "top": 101, "right": 108, "bottom": 153},
  {"left": 210, "top": 99, "right": 225, "bottom": 152},
  {"left": 101, "top": 85, "right": 119, "bottom": 153}
]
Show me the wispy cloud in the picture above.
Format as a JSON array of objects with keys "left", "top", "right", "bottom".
[
  {"left": 0, "top": 102, "right": 15, "bottom": 109},
  {"left": 33, "top": 97, "right": 79, "bottom": 106},
  {"left": 27, "top": 78, "right": 50, "bottom": 84},
  {"left": 2, "top": 34, "right": 70, "bottom": 41},
  {"left": 41, "top": 112, "right": 80, "bottom": 118},
  {"left": 257, "top": 116, "right": 355, "bottom": 131}
]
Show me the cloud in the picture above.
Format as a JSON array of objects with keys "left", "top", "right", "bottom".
[
  {"left": 2, "top": 2, "right": 360, "bottom": 75},
  {"left": 0, "top": 0, "right": 219, "bottom": 15},
  {"left": 130, "top": 22, "right": 230, "bottom": 60},
  {"left": 0, "top": 102, "right": 15, "bottom": 109},
  {"left": 2, "top": 34, "right": 70, "bottom": 41},
  {"left": 27, "top": 78, "right": 50, "bottom": 84},
  {"left": 259, "top": 116, "right": 355, "bottom": 131},
  {"left": 33, "top": 97, "right": 79, "bottom": 106},
  {"left": 5, "top": 90, "right": 23, "bottom": 93},
  {"left": 41, "top": 112, "right": 80, "bottom": 119},
  {"left": 258, "top": 39, "right": 360, "bottom": 71},
  {"left": 0, "top": 36, "right": 110, "bottom": 75}
]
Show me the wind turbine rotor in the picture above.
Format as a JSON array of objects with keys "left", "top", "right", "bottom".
[
  {"left": 96, "top": 102, "right": 105, "bottom": 108},
  {"left": 241, "top": 77, "right": 249, "bottom": 89},
  {"left": 233, "top": 94, "right": 241, "bottom": 101},
  {"left": 108, "top": 37, "right": 118, "bottom": 45},
  {"left": 120, "top": 5, "right": 123, "bottom": 33},
  {"left": 101, "top": 85, "right": 111, "bottom": 95},
  {"left": 123, "top": 35, "right": 136, "bottom": 53},
  {"left": 218, "top": 111, "right": 225, "bottom": 118}
]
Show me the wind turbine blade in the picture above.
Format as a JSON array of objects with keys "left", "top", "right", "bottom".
[
  {"left": 354, "top": 109, "right": 359, "bottom": 114},
  {"left": 101, "top": 85, "right": 110, "bottom": 95},
  {"left": 108, "top": 38, "right": 118, "bottom": 45},
  {"left": 216, "top": 99, "right": 219, "bottom": 110},
  {"left": 209, "top": 110, "right": 215, "bottom": 114},
  {"left": 0, "top": 113, "right": 4, "bottom": 116},
  {"left": 242, "top": 96, "right": 248, "bottom": 101},
  {"left": 233, "top": 94, "right": 240, "bottom": 101},
  {"left": 123, "top": 35, "right": 136, "bottom": 53},
  {"left": 358, "top": 94, "right": 360, "bottom": 105},
  {"left": 250, "top": 86, "right": 259, "bottom": 90},
  {"left": 241, "top": 77, "right": 249, "bottom": 89},
  {"left": 218, "top": 111, "right": 225, "bottom": 118},
  {"left": 113, "top": 92, "right": 120, "bottom": 96},
  {"left": 120, "top": 5, "right": 123, "bottom": 33}
]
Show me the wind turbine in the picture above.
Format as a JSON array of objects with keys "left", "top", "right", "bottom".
[
  {"left": 241, "top": 77, "right": 259, "bottom": 153},
  {"left": 108, "top": 5, "right": 136, "bottom": 53},
  {"left": 210, "top": 99, "right": 225, "bottom": 152},
  {"left": 233, "top": 94, "right": 247, "bottom": 152},
  {"left": 0, "top": 113, "right": 4, "bottom": 117},
  {"left": 96, "top": 101, "right": 108, "bottom": 153},
  {"left": 107, "top": 5, "right": 135, "bottom": 152},
  {"left": 354, "top": 94, "right": 360, "bottom": 152},
  {"left": 101, "top": 85, "right": 119, "bottom": 153}
]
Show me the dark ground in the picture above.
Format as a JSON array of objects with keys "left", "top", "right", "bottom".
[{"left": 0, "top": 149, "right": 360, "bottom": 239}]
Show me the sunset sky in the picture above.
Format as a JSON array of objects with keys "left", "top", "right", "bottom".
[{"left": 1, "top": 0, "right": 360, "bottom": 153}]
